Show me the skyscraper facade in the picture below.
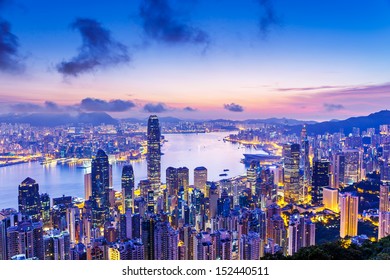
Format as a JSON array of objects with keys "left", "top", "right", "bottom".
[
  {"left": 147, "top": 115, "right": 161, "bottom": 192},
  {"left": 283, "top": 143, "right": 301, "bottom": 203},
  {"left": 18, "top": 177, "right": 41, "bottom": 221},
  {"left": 194, "top": 166, "right": 207, "bottom": 193},
  {"left": 312, "top": 160, "right": 330, "bottom": 205},
  {"left": 378, "top": 185, "right": 390, "bottom": 240},
  {"left": 122, "top": 165, "right": 135, "bottom": 213},
  {"left": 339, "top": 192, "right": 359, "bottom": 238},
  {"left": 91, "top": 149, "right": 110, "bottom": 227}
]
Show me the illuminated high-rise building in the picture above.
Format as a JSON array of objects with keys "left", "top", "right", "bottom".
[
  {"left": 311, "top": 160, "right": 330, "bottom": 205},
  {"left": 147, "top": 115, "right": 161, "bottom": 192},
  {"left": 18, "top": 177, "right": 41, "bottom": 222},
  {"left": 154, "top": 220, "right": 178, "bottom": 260},
  {"left": 339, "top": 192, "right": 359, "bottom": 238},
  {"left": 288, "top": 215, "right": 315, "bottom": 256},
  {"left": 194, "top": 166, "right": 207, "bottom": 193},
  {"left": 43, "top": 230, "right": 71, "bottom": 260},
  {"left": 122, "top": 165, "right": 135, "bottom": 213},
  {"left": 283, "top": 143, "right": 302, "bottom": 203},
  {"left": 239, "top": 231, "right": 263, "bottom": 260},
  {"left": 166, "top": 167, "right": 179, "bottom": 196},
  {"left": 7, "top": 220, "right": 44, "bottom": 260},
  {"left": 300, "top": 125, "right": 310, "bottom": 200},
  {"left": 84, "top": 173, "right": 92, "bottom": 200},
  {"left": 177, "top": 167, "right": 189, "bottom": 200},
  {"left": 332, "top": 152, "right": 345, "bottom": 188},
  {"left": 142, "top": 216, "right": 156, "bottom": 260},
  {"left": 40, "top": 193, "right": 51, "bottom": 225},
  {"left": 378, "top": 185, "right": 390, "bottom": 240},
  {"left": 379, "top": 185, "right": 389, "bottom": 212},
  {"left": 343, "top": 149, "right": 361, "bottom": 185},
  {"left": 91, "top": 149, "right": 110, "bottom": 227},
  {"left": 247, "top": 161, "right": 258, "bottom": 196},
  {"left": 323, "top": 187, "right": 339, "bottom": 213}
]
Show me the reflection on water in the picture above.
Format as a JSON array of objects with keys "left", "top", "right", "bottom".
[{"left": 0, "top": 132, "right": 258, "bottom": 209}]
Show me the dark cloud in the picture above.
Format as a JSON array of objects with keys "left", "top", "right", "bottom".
[
  {"left": 56, "top": 18, "right": 130, "bottom": 77},
  {"left": 139, "top": 0, "right": 210, "bottom": 46},
  {"left": 0, "top": 1, "right": 24, "bottom": 73},
  {"left": 323, "top": 103, "right": 345, "bottom": 112},
  {"left": 224, "top": 103, "right": 244, "bottom": 112},
  {"left": 80, "top": 98, "right": 135, "bottom": 112},
  {"left": 183, "top": 106, "right": 197, "bottom": 112},
  {"left": 143, "top": 102, "right": 168, "bottom": 113},
  {"left": 256, "top": 0, "right": 282, "bottom": 37},
  {"left": 9, "top": 101, "right": 61, "bottom": 112}
]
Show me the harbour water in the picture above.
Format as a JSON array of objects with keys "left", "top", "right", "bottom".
[{"left": 0, "top": 132, "right": 263, "bottom": 209}]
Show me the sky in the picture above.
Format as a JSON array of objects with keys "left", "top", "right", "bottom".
[{"left": 1, "top": 0, "right": 390, "bottom": 121}]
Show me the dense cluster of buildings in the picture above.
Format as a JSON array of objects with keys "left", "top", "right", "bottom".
[{"left": 1, "top": 116, "right": 390, "bottom": 260}]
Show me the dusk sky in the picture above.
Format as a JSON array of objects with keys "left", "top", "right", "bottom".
[{"left": 1, "top": 0, "right": 390, "bottom": 121}]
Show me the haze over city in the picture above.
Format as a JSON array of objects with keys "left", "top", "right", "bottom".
[{"left": 1, "top": 0, "right": 390, "bottom": 120}]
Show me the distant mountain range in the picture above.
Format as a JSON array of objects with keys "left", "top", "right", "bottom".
[
  {"left": 0, "top": 111, "right": 389, "bottom": 134},
  {"left": 289, "top": 110, "right": 390, "bottom": 135},
  {"left": 0, "top": 112, "right": 118, "bottom": 127}
]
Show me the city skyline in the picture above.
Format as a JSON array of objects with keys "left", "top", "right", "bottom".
[
  {"left": 1, "top": 1, "right": 390, "bottom": 120},
  {"left": 1, "top": 114, "right": 390, "bottom": 260}
]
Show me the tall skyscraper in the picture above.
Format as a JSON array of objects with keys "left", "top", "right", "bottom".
[
  {"left": 247, "top": 161, "right": 258, "bottom": 196},
  {"left": 122, "top": 165, "right": 135, "bottom": 213},
  {"left": 332, "top": 152, "right": 345, "bottom": 188},
  {"left": 147, "top": 115, "right": 161, "bottom": 192},
  {"left": 312, "top": 160, "right": 330, "bottom": 205},
  {"left": 194, "top": 166, "right": 207, "bottom": 194},
  {"left": 40, "top": 193, "right": 51, "bottom": 224},
  {"left": 91, "top": 149, "right": 110, "bottom": 227},
  {"left": 378, "top": 185, "right": 390, "bottom": 240},
  {"left": 166, "top": 167, "right": 179, "bottom": 197},
  {"left": 84, "top": 173, "right": 92, "bottom": 200},
  {"left": 283, "top": 143, "right": 302, "bottom": 203},
  {"left": 18, "top": 177, "right": 41, "bottom": 221},
  {"left": 177, "top": 167, "right": 189, "bottom": 200},
  {"left": 339, "top": 192, "right": 359, "bottom": 238},
  {"left": 343, "top": 149, "right": 361, "bottom": 185},
  {"left": 300, "top": 125, "right": 310, "bottom": 201}
]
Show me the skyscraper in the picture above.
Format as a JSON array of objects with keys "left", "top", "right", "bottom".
[
  {"left": 300, "top": 125, "right": 310, "bottom": 201},
  {"left": 378, "top": 185, "right": 390, "bottom": 240},
  {"left": 323, "top": 187, "right": 339, "bottom": 213},
  {"left": 247, "top": 161, "right": 258, "bottom": 196},
  {"left": 84, "top": 173, "right": 92, "bottom": 200},
  {"left": 18, "top": 177, "right": 41, "bottom": 221},
  {"left": 154, "top": 220, "right": 178, "bottom": 260},
  {"left": 147, "top": 115, "right": 161, "bottom": 192},
  {"left": 194, "top": 166, "right": 207, "bottom": 194},
  {"left": 312, "top": 160, "right": 330, "bottom": 205},
  {"left": 283, "top": 143, "right": 301, "bottom": 203},
  {"left": 343, "top": 149, "right": 361, "bottom": 185},
  {"left": 177, "top": 167, "right": 189, "bottom": 201},
  {"left": 91, "top": 149, "right": 110, "bottom": 227},
  {"left": 339, "top": 192, "right": 359, "bottom": 238},
  {"left": 43, "top": 230, "right": 71, "bottom": 260},
  {"left": 7, "top": 219, "right": 44, "bottom": 260},
  {"left": 122, "top": 165, "right": 135, "bottom": 213},
  {"left": 166, "top": 167, "right": 179, "bottom": 197}
]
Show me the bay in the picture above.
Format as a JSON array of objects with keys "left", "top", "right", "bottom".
[{"left": 0, "top": 132, "right": 260, "bottom": 209}]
